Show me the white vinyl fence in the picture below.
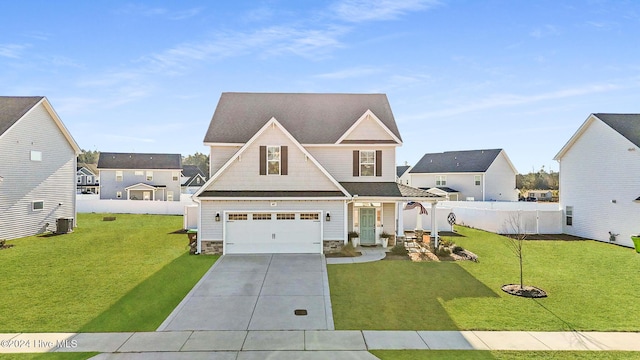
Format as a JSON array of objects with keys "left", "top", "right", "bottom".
[
  {"left": 403, "top": 201, "right": 562, "bottom": 234},
  {"left": 77, "top": 194, "right": 196, "bottom": 215}
]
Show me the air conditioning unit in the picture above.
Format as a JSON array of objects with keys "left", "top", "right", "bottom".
[{"left": 56, "top": 217, "right": 74, "bottom": 234}]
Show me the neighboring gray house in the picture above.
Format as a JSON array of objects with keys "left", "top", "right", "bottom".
[
  {"left": 0, "top": 96, "right": 80, "bottom": 240},
  {"left": 77, "top": 163, "right": 99, "bottom": 194},
  {"left": 555, "top": 113, "right": 640, "bottom": 248},
  {"left": 193, "top": 92, "right": 441, "bottom": 255},
  {"left": 408, "top": 149, "right": 519, "bottom": 201},
  {"left": 181, "top": 164, "right": 207, "bottom": 194},
  {"left": 97, "top": 152, "right": 182, "bottom": 201}
]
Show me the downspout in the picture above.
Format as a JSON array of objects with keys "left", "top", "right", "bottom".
[
  {"left": 482, "top": 173, "right": 486, "bottom": 201},
  {"left": 192, "top": 195, "right": 202, "bottom": 254}
]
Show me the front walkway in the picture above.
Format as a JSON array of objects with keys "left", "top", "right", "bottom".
[
  {"left": 1, "top": 330, "right": 640, "bottom": 356},
  {"left": 326, "top": 246, "right": 388, "bottom": 264}
]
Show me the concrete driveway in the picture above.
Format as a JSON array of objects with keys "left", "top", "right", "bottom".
[{"left": 158, "top": 254, "right": 334, "bottom": 331}]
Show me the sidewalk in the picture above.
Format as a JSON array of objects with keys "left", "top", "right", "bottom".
[{"left": 2, "top": 330, "right": 640, "bottom": 356}]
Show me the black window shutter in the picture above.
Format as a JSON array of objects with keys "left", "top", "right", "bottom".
[
  {"left": 353, "top": 150, "right": 359, "bottom": 177},
  {"left": 259, "top": 146, "right": 266, "bottom": 175},
  {"left": 375, "top": 150, "right": 382, "bottom": 177},
  {"left": 281, "top": 146, "right": 288, "bottom": 175}
]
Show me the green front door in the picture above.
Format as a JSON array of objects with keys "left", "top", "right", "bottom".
[{"left": 359, "top": 208, "right": 376, "bottom": 245}]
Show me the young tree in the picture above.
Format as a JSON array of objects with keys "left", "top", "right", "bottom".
[{"left": 503, "top": 212, "right": 529, "bottom": 289}]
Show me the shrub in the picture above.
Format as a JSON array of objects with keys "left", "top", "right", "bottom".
[
  {"left": 435, "top": 246, "right": 451, "bottom": 257},
  {"left": 439, "top": 238, "right": 453, "bottom": 247},
  {"left": 340, "top": 243, "right": 359, "bottom": 257},
  {"left": 390, "top": 244, "right": 408, "bottom": 256},
  {"left": 380, "top": 231, "right": 392, "bottom": 239},
  {"left": 348, "top": 231, "right": 359, "bottom": 240},
  {"left": 452, "top": 245, "right": 464, "bottom": 254}
]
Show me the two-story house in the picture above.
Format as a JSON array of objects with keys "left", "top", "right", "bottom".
[
  {"left": 77, "top": 163, "right": 99, "bottom": 194},
  {"left": 554, "top": 113, "right": 640, "bottom": 248},
  {"left": 407, "top": 149, "right": 519, "bottom": 201},
  {"left": 0, "top": 96, "right": 80, "bottom": 239},
  {"left": 193, "top": 92, "right": 441, "bottom": 254},
  {"left": 97, "top": 152, "right": 182, "bottom": 201}
]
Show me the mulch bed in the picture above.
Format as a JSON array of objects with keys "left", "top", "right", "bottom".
[
  {"left": 501, "top": 284, "right": 548, "bottom": 298},
  {"left": 0, "top": 241, "right": 14, "bottom": 250},
  {"left": 325, "top": 252, "right": 362, "bottom": 258}
]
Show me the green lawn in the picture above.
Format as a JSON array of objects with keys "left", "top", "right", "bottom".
[
  {"left": 371, "top": 350, "right": 640, "bottom": 360},
  {"left": 0, "top": 213, "right": 217, "bottom": 332},
  {"left": 328, "top": 226, "right": 640, "bottom": 331}
]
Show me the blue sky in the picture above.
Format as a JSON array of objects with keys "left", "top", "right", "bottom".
[{"left": 1, "top": 1, "right": 639, "bottom": 173}]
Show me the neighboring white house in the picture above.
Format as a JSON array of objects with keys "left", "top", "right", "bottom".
[
  {"left": 554, "top": 113, "right": 640, "bottom": 248},
  {"left": 0, "top": 96, "right": 80, "bottom": 239},
  {"left": 97, "top": 152, "right": 182, "bottom": 201},
  {"left": 193, "top": 92, "right": 442, "bottom": 255},
  {"left": 407, "top": 149, "right": 519, "bottom": 202},
  {"left": 396, "top": 164, "right": 411, "bottom": 185}
]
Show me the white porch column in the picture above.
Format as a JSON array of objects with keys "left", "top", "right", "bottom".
[
  {"left": 415, "top": 206, "right": 423, "bottom": 230},
  {"left": 431, "top": 202, "right": 439, "bottom": 247},
  {"left": 396, "top": 201, "right": 404, "bottom": 236}
]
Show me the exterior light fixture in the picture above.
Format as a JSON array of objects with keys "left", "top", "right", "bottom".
[
  {"left": 215, "top": 212, "right": 221, "bottom": 222},
  {"left": 326, "top": 212, "right": 331, "bottom": 222}
]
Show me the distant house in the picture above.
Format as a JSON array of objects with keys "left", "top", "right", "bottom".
[
  {"left": 408, "top": 149, "right": 519, "bottom": 201},
  {"left": 0, "top": 96, "right": 80, "bottom": 239},
  {"left": 97, "top": 152, "right": 182, "bottom": 201},
  {"left": 77, "top": 163, "right": 99, "bottom": 194},
  {"left": 525, "top": 190, "right": 554, "bottom": 202},
  {"left": 554, "top": 113, "right": 640, "bottom": 248},
  {"left": 181, "top": 164, "right": 207, "bottom": 194},
  {"left": 396, "top": 164, "right": 411, "bottom": 185}
]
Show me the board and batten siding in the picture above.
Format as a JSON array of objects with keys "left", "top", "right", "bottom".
[
  {"left": 206, "top": 125, "right": 340, "bottom": 191},
  {"left": 0, "top": 103, "right": 76, "bottom": 240},
  {"left": 209, "top": 145, "right": 241, "bottom": 177},
  {"left": 382, "top": 202, "right": 396, "bottom": 235},
  {"left": 306, "top": 146, "right": 396, "bottom": 182},
  {"left": 484, "top": 151, "right": 518, "bottom": 201},
  {"left": 342, "top": 114, "right": 396, "bottom": 142},
  {"left": 559, "top": 118, "right": 640, "bottom": 248},
  {"left": 199, "top": 200, "right": 345, "bottom": 241}
]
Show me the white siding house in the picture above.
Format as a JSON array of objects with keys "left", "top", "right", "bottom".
[
  {"left": 408, "top": 149, "right": 519, "bottom": 201},
  {"left": 0, "top": 96, "right": 80, "bottom": 240},
  {"left": 555, "top": 113, "right": 640, "bottom": 248},
  {"left": 194, "top": 93, "right": 442, "bottom": 255}
]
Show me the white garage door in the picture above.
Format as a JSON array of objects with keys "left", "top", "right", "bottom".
[{"left": 225, "top": 211, "right": 322, "bottom": 254}]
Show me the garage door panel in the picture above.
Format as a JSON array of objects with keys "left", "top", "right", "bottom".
[{"left": 225, "top": 212, "right": 321, "bottom": 254}]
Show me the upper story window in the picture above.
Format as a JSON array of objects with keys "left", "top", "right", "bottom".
[
  {"left": 87, "top": 176, "right": 93, "bottom": 184},
  {"left": 77, "top": 176, "right": 82, "bottom": 184},
  {"left": 436, "top": 175, "right": 447, "bottom": 186},
  {"left": 115, "top": 171, "right": 123, "bottom": 182},
  {"left": 146, "top": 171, "right": 153, "bottom": 181},
  {"left": 474, "top": 175, "right": 481, "bottom": 186},
  {"left": 267, "top": 146, "right": 281, "bottom": 175},
  {"left": 360, "top": 150, "right": 375, "bottom": 176},
  {"left": 172, "top": 172, "right": 180, "bottom": 181},
  {"left": 30, "top": 150, "right": 42, "bottom": 161}
]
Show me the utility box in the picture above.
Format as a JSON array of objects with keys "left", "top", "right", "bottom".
[{"left": 56, "top": 217, "right": 74, "bottom": 234}]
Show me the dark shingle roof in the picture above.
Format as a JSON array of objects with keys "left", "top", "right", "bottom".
[
  {"left": 594, "top": 114, "right": 640, "bottom": 147},
  {"left": 98, "top": 152, "right": 182, "bottom": 169},
  {"left": 182, "top": 165, "right": 205, "bottom": 178},
  {"left": 396, "top": 165, "right": 411, "bottom": 178},
  {"left": 0, "top": 96, "right": 43, "bottom": 136},
  {"left": 409, "top": 149, "right": 502, "bottom": 173},
  {"left": 203, "top": 93, "right": 401, "bottom": 144},
  {"left": 340, "top": 182, "right": 441, "bottom": 199}
]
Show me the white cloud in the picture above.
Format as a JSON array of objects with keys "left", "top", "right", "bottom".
[
  {"left": 409, "top": 83, "right": 620, "bottom": 119},
  {"left": 315, "top": 66, "right": 382, "bottom": 79},
  {"left": 529, "top": 24, "right": 560, "bottom": 39},
  {"left": 332, "top": 0, "right": 439, "bottom": 22},
  {"left": 0, "top": 44, "right": 29, "bottom": 59}
]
